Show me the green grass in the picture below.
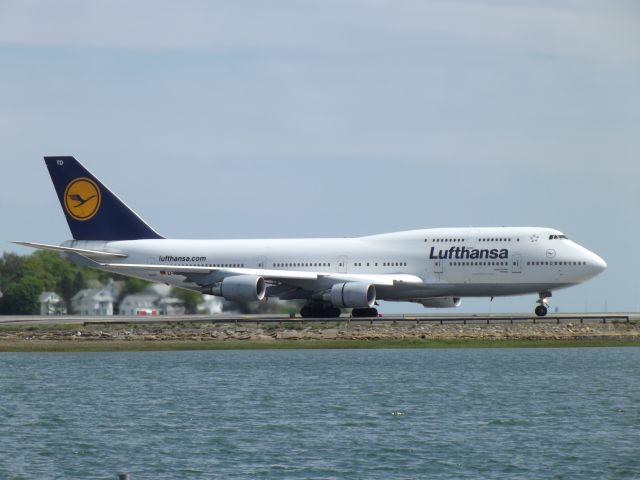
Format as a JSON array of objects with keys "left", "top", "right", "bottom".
[
  {"left": 1, "top": 337, "right": 639, "bottom": 353},
  {"left": 0, "top": 323, "right": 80, "bottom": 332}
]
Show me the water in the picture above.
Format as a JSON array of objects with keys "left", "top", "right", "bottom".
[{"left": 1, "top": 348, "right": 639, "bottom": 479}]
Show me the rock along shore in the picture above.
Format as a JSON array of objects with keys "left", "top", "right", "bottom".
[{"left": 1, "top": 321, "right": 639, "bottom": 345}]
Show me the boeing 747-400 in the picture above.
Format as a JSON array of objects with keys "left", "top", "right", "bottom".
[{"left": 14, "top": 157, "right": 607, "bottom": 317}]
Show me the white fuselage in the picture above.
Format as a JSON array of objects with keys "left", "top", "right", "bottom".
[{"left": 63, "top": 226, "right": 606, "bottom": 304}]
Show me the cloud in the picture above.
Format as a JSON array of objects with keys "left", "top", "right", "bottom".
[{"left": 0, "top": 0, "right": 638, "bottom": 63}]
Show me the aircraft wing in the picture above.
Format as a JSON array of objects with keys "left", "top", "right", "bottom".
[
  {"left": 12, "top": 241, "right": 128, "bottom": 259},
  {"left": 99, "top": 262, "right": 319, "bottom": 280},
  {"left": 98, "top": 262, "right": 423, "bottom": 286}
]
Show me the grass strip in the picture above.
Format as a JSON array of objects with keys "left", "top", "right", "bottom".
[{"left": 1, "top": 337, "right": 640, "bottom": 353}]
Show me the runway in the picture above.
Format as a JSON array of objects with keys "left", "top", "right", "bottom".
[{"left": 0, "top": 312, "right": 636, "bottom": 327}]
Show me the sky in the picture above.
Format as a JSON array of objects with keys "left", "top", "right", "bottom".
[{"left": 0, "top": 0, "right": 638, "bottom": 314}]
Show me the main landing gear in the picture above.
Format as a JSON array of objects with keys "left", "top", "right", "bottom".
[
  {"left": 299, "top": 304, "right": 379, "bottom": 319},
  {"left": 535, "top": 291, "right": 552, "bottom": 317},
  {"left": 351, "top": 307, "right": 379, "bottom": 318},
  {"left": 300, "top": 303, "right": 341, "bottom": 318}
]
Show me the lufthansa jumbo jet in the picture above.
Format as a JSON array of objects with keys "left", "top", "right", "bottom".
[{"left": 15, "top": 157, "right": 607, "bottom": 317}]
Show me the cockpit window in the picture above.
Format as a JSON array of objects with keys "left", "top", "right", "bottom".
[{"left": 548, "top": 234, "right": 568, "bottom": 240}]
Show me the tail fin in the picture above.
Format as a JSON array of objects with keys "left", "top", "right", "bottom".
[{"left": 44, "top": 156, "right": 163, "bottom": 241}]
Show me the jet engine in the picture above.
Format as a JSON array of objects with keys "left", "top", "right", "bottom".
[
  {"left": 328, "top": 282, "right": 376, "bottom": 308},
  {"left": 417, "top": 297, "right": 462, "bottom": 308},
  {"left": 203, "top": 275, "right": 266, "bottom": 302}
]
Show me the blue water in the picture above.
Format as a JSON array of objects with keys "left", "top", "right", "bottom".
[{"left": 1, "top": 348, "right": 639, "bottom": 479}]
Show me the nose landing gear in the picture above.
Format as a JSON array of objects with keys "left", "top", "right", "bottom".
[
  {"left": 535, "top": 291, "right": 552, "bottom": 317},
  {"left": 535, "top": 305, "right": 548, "bottom": 317}
]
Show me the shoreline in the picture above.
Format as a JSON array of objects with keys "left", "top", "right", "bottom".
[{"left": 1, "top": 320, "right": 639, "bottom": 352}]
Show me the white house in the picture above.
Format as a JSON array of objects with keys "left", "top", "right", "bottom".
[
  {"left": 158, "top": 297, "right": 186, "bottom": 315},
  {"left": 71, "top": 288, "right": 114, "bottom": 316},
  {"left": 119, "top": 290, "right": 187, "bottom": 316},
  {"left": 38, "top": 291, "right": 66, "bottom": 315},
  {"left": 118, "top": 292, "right": 159, "bottom": 316}
]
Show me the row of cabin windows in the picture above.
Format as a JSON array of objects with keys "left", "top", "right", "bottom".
[
  {"left": 273, "top": 262, "right": 408, "bottom": 269},
  {"left": 171, "top": 263, "right": 245, "bottom": 268},
  {"left": 354, "top": 262, "right": 408, "bottom": 267},
  {"left": 478, "top": 237, "right": 515, "bottom": 242},
  {"left": 194, "top": 259, "right": 586, "bottom": 269},
  {"left": 449, "top": 260, "right": 586, "bottom": 267},
  {"left": 527, "top": 261, "right": 586, "bottom": 266},
  {"left": 425, "top": 238, "right": 466, "bottom": 243},
  {"left": 274, "top": 262, "right": 331, "bottom": 268},
  {"left": 450, "top": 261, "right": 509, "bottom": 267},
  {"left": 425, "top": 237, "right": 519, "bottom": 243}
]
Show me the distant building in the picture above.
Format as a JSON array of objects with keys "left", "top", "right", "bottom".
[
  {"left": 119, "top": 284, "right": 186, "bottom": 315},
  {"left": 105, "top": 278, "right": 124, "bottom": 299},
  {"left": 38, "top": 291, "right": 67, "bottom": 315},
  {"left": 119, "top": 292, "right": 160, "bottom": 316},
  {"left": 71, "top": 288, "right": 114, "bottom": 316},
  {"left": 158, "top": 297, "right": 186, "bottom": 316}
]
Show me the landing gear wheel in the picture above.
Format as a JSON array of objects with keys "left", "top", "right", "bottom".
[
  {"left": 300, "top": 305, "right": 313, "bottom": 318},
  {"left": 300, "top": 305, "right": 342, "bottom": 319},
  {"left": 351, "top": 308, "right": 378, "bottom": 318},
  {"left": 535, "top": 305, "right": 548, "bottom": 317},
  {"left": 325, "top": 307, "right": 342, "bottom": 318},
  {"left": 534, "top": 291, "right": 552, "bottom": 317}
]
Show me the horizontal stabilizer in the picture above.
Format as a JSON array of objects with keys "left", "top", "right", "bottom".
[{"left": 12, "top": 241, "right": 128, "bottom": 259}]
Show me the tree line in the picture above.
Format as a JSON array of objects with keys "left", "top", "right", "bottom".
[{"left": 0, "top": 250, "right": 203, "bottom": 314}]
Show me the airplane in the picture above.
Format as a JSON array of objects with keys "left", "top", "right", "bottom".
[
  {"left": 14, "top": 156, "right": 607, "bottom": 318},
  {"left": 68, "top": 193, "right": 97, "bottom": 207}
]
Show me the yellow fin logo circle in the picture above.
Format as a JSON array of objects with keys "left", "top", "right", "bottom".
[{"left": 64, "top": 178, "right": 101, "bottom": 221}]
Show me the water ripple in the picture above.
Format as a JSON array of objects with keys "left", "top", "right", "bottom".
[{"left": 0, "top": 348, "right": 638, "bottom": 479}]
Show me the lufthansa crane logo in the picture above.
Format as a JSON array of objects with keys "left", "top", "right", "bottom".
[{"left": 63, "top": 178, "right": 101, "bottom": 221}]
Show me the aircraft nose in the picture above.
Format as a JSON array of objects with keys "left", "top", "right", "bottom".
[{"left": 589, "top": 252, "right": 607, "bottom": 274}]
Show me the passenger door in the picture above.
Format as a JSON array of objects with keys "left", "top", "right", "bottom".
[
  {"left": 337, "top": 255, "right": 348, "bottom": 273},
  {"left": 511, "top": 254, "right": 522, "bottom": 273},
  {"left": 433, "top": 258, "right": 444, "bottom": 274}
]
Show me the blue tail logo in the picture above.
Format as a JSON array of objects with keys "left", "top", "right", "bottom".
[
  {"left": 45, "top": 156, "right": 163, "bottom": 241},
  {"left": 64, "top": 178, "right": 101, "bottom": 221}
]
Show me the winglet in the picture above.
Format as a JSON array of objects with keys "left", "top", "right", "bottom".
[{"left": 44, "top": 156, "right": 163, "bottom": 241}]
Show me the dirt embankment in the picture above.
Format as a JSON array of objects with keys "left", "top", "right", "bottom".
[{"left": 2, "top": 321, "right": 639, "bottom": 344}]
